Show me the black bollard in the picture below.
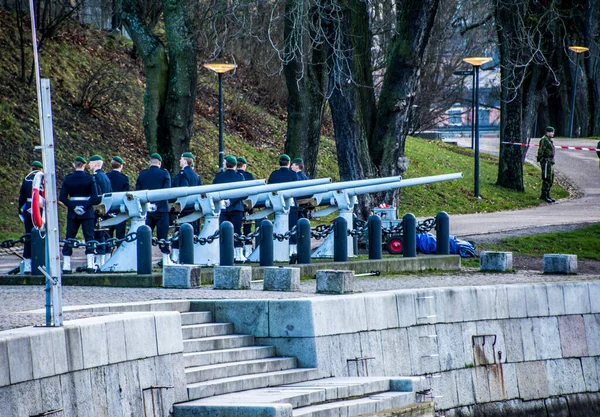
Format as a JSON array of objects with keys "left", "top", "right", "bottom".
[
  {"left": 402, "top": 213, "right": 417, "bottom": 258},
  {"left": 297, "top": 218, "right": 311, "bottom": 264},
  {"left": 31, "top": 228, "right": 46, "bottom": 276},
  {"left": 179, "top": 223, "right": 194, "bottom": 264},
  {"left": 368, "top": 215, "right": 382, "bottom": 260},
  {"left": 333, "top": 217, "right": 348, "bottom": 262},
  {"left": 136, "top": 225, "right": 153, "bottom": 275},
  {"left": 220, "top": 221, "right": 234, "bottom": 266},
  {"left": 352, "top": 215, "right": 359, "bottom": 255},
  {"left": 436, "top": 211, "right": 450, "bottom": 255},
  {"left": 259, "top": 219, "right": 274, "bottom": 267}
]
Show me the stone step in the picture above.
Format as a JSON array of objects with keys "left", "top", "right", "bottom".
[
  {"left": 180, "top": 311, "right": 212, "bottom": 326},
  {"left": 181, "top": 323, "right": 233, "bottom": 340},
  {"left": 184, "top": 345, "right": 276, "bottom": 368},
  {"left": 186, "top": 357, "right": 297, "bottom": 384},
  {"left": 186, "top": 368, "right": 320, "bottom": 400},
  {"left": 292, "top": 391, "right": 415, "bottom": 417},
  {"left": 183, "top": 334, "right": 255, "bottom": 353}
]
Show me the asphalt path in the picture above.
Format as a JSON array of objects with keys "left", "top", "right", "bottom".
[{"left": 449, "top": 137, "right": 600, "bottom": 240}]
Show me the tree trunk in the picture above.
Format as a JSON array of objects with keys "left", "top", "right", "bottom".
[
  {"left": 585, "top": 0, "right": 600, "bottom": 136},
  {"left": 283, "top": 1, "right": 328, "bottom": 178},
  {"left": 162, "top": 0, "right": 198, "bottom": 174},
  {"left": 117, "top": 0, "right": 169, "bottom": 161},
  {"left": 371, "top": 0, "right": 439, "bottom": 205}
]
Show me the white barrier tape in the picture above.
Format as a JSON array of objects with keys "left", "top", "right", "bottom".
[{"left": 501, "top": 141, "right": 600, "bottom": 152}]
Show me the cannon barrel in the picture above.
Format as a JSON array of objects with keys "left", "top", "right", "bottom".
[
  {"left": 245, "top": 175, "right": 403, "bottom": 208},
  {"left": 206, "top": 178, "right": 331, "bottom": 202},
  {"left": 98, "top": 179, "right": 266, "bottom": 215}
]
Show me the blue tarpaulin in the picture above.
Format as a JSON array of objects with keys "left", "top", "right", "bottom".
[{"left": 415, "top": 233, "right": 476, "bottom": 258}]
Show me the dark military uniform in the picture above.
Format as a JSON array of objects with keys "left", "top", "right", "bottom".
[
  {"left": 537, "top": 134, "right": 555, "bottom": 201},
  {"left": 295, "top": 170, "right": 309, "bottom": 219},
  {"left": 107, "top": 169, "right": 130, "bottom": 240},
  {"left": 93, "top": 169, "right": 112, "bottom": 255},
  {"left": 237, "top": 169, "right": 255, "bottom": 237},
  {"left": 136, "top": 165, "right": 172, "bottom": 254},
  {"left": 18, "top": 170, "right": 39, "bottom": 259},
  {"left": 268, "top": 167, "right": 299, "bottom": 242},
  {"left": 59, "top": 171, "right": 99, "bottom": 256},
  {"left": 172, "top": 165, "right": 202, "bottom": 249},
  {"left": 213, "top": 169, "right": 245, "bottom": 248}
]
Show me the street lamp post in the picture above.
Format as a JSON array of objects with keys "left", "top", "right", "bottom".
[
  {"left": 567, "top": 46, "right": 589, "bottom": 138},
  {"left": 203, "top": 63, "right": 236, "bottom": 171},
  {"left": 462, "top": 57, "right": 492, "bottom": 199}
]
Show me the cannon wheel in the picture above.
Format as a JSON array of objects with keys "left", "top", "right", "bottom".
[{"left": 386, "top": 235, "right": 403, "bottom": 255}]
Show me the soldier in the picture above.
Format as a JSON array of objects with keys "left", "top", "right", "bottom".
[
  {"left": 268, "top": 154, "right": 298, "bottom": 255},
  {"left": 171, "top": 152, "right": 202, "bottom": 263},
  {"left": 213, "top": 155, "right": 246, "bottom": 261},
  {"left": 291, "top": 157, "right": 310, "bottom": 221},
  {"left": 88, "top": 155, "right": 112, "bottom": 267},
  {"left": 59, "top": 156, "right": 99, "bottom": 273},
  {"left": 237, "top": 157, "right": 255, "bottom": 258},
  {"left": 106, "top": 156, "right": 130, "bottom": 245},
  {"left": 136, "top": 153, "right": 172, "bottom": 266},
  {"left": 18, "top": 161, "right": 44, "bottom": 273},
  {"left": 536, "top": 126, "right": 556, "bottom": 203}
]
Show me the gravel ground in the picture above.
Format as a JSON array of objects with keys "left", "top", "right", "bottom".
[{"left": 2, "top": 269, "right": 598, "bottom": 331}]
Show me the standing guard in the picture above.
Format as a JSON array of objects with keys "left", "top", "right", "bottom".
[
  {"left": 18, "top": 161, "right": 44, "bottom": 273},
  {"left": 106, "top": 156, "right": 130, "bottom": 245},
  {"left": 88, "top": 155, "right": 112, "bottom": 267},
  {"left": 536, "top": 126, "right": 556, "bottom": 203},
  {"left": 171, "top": 152, "right": 201, "bottom": 263},
  {"left": 237, "top": 156, "right": 255, "bottom": 258},
  {"left": 291, "top": 157, "right": 309, "bottom": 220},
  {"left": 136, "top": 153, "right": 172, "bottom": 266},
  {"left": 59, "top": 156, "right": 99, "bottom": 273},
  {"left": 268, "top": 154, "right": 298, "bottom": 255},
  {"left": 213, "top": 155, "right": 246, "bottom": 261}
]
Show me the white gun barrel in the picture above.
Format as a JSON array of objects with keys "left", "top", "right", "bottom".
[{"left": 208, "top": 178, "right": 332, "bottom": 201}]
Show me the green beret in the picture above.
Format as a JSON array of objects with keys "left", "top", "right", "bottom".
[
  {"left": 150, "top": 153, "right": 162, "bottom": 162},
  {"left": 291, "top": 158, "right": 303, "bottom": 164},
  {"left": 31, "top": 161, "right": 43, "bottom": 169},
  {"left": 112, "top": 156, "right": 124, "bottom": 165},
  {"left": 182, "top": 152, "right": 194, "bottom": 159},
  {"left": 279, "top": 154, "right": 291, "bottom": 162},
  {"left": 237, "top": 157, "right": 248, "bottom": 164},
  {"left": 74, "top": 156, "right": 87, "bottom": 163},
  {"left": 224, "top": 155, "right": 237, "bottom": 165},
  {"left": 545, "top": 126, "right": 555, "bottom": 133},
  {"left": 89, "top": 155, "right": 103, "bottom": 161}
]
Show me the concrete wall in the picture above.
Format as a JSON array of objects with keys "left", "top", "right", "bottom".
[
  {"left": 0, "top": 311, "right": 187, "bottom": 417},
  {"left": 191, "top": 281, "right": 600, "bottom": 414}
]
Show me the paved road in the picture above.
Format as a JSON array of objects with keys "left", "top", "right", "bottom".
[{"left": 450, "top": 137, "right": 600, "bottom": 238}]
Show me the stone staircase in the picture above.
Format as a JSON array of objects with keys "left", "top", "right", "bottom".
[{"left": 176, "top": 311, "right": 429, "bottom": 417}]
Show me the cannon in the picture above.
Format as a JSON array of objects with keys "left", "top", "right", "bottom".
[
  {"left": 245, "top": 173, "right": 463, "bottom": 260},
  {"left": 99, "top": 178, "right": 332, "bottom": 271}
]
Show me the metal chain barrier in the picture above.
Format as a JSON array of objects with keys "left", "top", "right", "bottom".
[
  {"left": 381, "top": 217, "right": 437, "bottom": 236},
  {"left": 0, "top": 234, "right": 30, "bottom": 249},
  {"left": 273, "top": 225, "right": 296, "bottom": 242},
  {"left": 311, "top": 224, "right": 334, "bottom": 240},
  {"left": 234, "top": 226, "right": 261, "bottom": 244},
  {"left": 348, "top": 219, "right": 368, "bottom": 237},
  {"left": 60, "top": 232, "right": 138, "bottom": 252},
  {"left": 193, "top": 229, "right": 220, "bottom": 246}
]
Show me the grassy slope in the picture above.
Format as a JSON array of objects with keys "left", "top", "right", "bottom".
[{"left": 0, "top": 9, "right": 570, "bottom": 242}]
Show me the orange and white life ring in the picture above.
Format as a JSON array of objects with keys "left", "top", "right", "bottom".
[{"left": 31, "top": 171, "right": 45, "bottom": 230}]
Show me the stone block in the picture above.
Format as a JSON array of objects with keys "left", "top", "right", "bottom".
[
  {"left": 255, "top": 337, "right": 318, "bottom": 369},
  {"left": 584, "top": 314, "right": 600, "bottom": 356},
  {"left": 407, "top": 324, "right": 440, "bottom": 375},
  {"left": 582, "top": 357, "right": 599, "bottom": 392},
  {"left": 149, "top": 300, "right": 191, "bottom": 312},
  {"left": 516, "top": 361, "right": 548, "bottom": 400},
  {"left": 80, "top": 321, "right": 109, "bottom": 369},
  {"left": 174, "top": 403, "right": 293, "bottom": 417},
  {"left": 50, "top": 329, "right": 68, "bottom": 376},
  {"left": 364, "top": 292, "right": 399, "bottom": 330},
  {"left": 267, "top": 299, "right": 315, "bottom": 338},
  {"left": 506, "top": 285, "right": 528, "bottom": 318},
  {"left": 215, "top": 300, "right": 270, "bottom": 337},
  {"left": 563, "top": 282, "right": 591, "bottom": 315},
  {"left": 153, "top": 312, "right": 184, "bottom": 355},
  {"left": 311, "top": 295, "right": 368, "bottom": 336},
  {"left": 531, "top": 317, "right": 561, "bottom": 360},
  {"left": 472, "top": 366, "right": 491, "bottom": 403},
  {"left": 474, "top": 286, "right": 499, "bottom": 320},
  {"left": 381, "top": 329, "right": 412, "bottom": 376},
  {"left": 436, "top": 323, "right": 467, "bottom": 371},
  {"left": 415, "top": 289, "right": 442, "bottom": 324},
  {"left": 454, "top": 368, "right": 475, "bottom": 407},
  {"left": 546, "top": 359, "right": 585, "bottom": 396},
  {"left": 7, "top": 334, "right": 33, "bottom": 384},
  {"left": 30, "top": 330, "right": 56, "bottom": 379},
  {"left": 439, "top": 287, "right": 466, "bottom": 323},
  {"left": 502, "top": 319, "right": 524, "bottom": 362},
  {"left": 520, "top": 318, "right": 538, "bottom": 362},
  {"left": 124, "top": 315, "right": 158, "bottom": 360},
  {"left": 546, "top": 283, "right": 566, "bottom": 316},
  {"left": 105, "top": 318, "right": 127, "bottom": 364},
  {"left": 316, "top": 269, "right": 353, "bottom": 294},
  {"left": 0, "top": 338, "right": 10, "bottom": 387},
  {"left": 263, "top": 267, "right": 300, "bottom": 292},
  {"left": 430, "top": 370, "right": 458, "bottom": 411},
  {"left": 480, "top": 251, "right": 513, "bottom": 271},
  {"left": 213, "top": 266, "right": 252, "bottom": 290},
  {"left": 163, "top": 265, "right": 201, "bottom": 288},
  {"left": 558, "top": 315, "right": 588, "bottom": 357},
  {"left": 396, "top": 290, "right": 417, "bottom": 328},
  {"left": 64, "top": 325, "right": 84, "bottom": 372},
  {"left": 501, "top": 362, "right": 520, "bottom": 400},
  {"left": 589, "top": 281, "right": 600, "bottom": 313},
  {"left": 61, "top": 370, "right": 94, "bottom": 417},
  {"left": 543, "top": 254, "right": 577, "bottom": 274},
  {"left": 40, "top": 375, "right": 63, "bottom": 412},
  {"left": 525, "top": 284, "right": 549, "bottom": 317}
]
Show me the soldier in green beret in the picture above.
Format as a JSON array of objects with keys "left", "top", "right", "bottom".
[
  {"left": 107, "top": 156, "right": 130, "bottom": 248},
  {"left": 536, "top": 126, "right": 556, "bottom": 203},
  {"left": 18, "top": 161, "right": 44, "bottom": 273}
]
